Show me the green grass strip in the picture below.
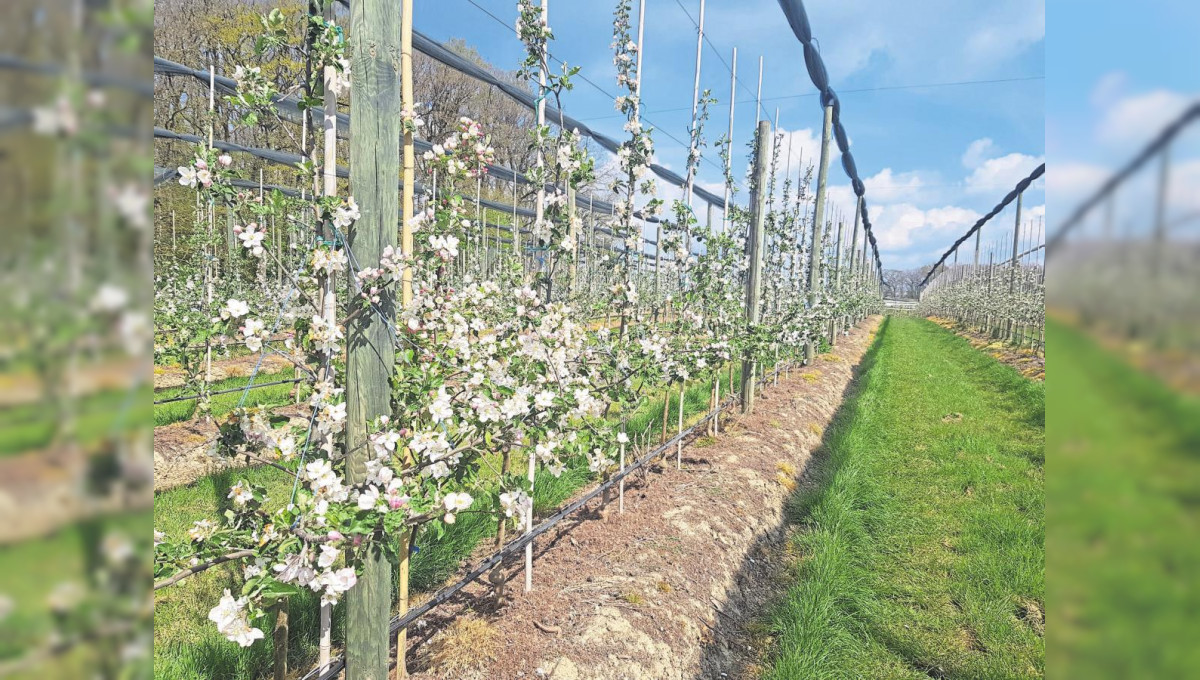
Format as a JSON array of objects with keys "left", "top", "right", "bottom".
[
  {"left": 761, "top": 316, "right": 1044, "bottom": 680},
  {"left": 0, "top": 387, "right": 151, "bottom": 458},
  {"left": 1045, "top": 320, "right": 1200, "bottom": 679},
  {"left": 153, "top": 370, "right": 299, "bottom": 427}
]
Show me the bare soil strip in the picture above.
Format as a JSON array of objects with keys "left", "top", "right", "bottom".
[
  {"left": 153, "top": 351, "right": 296, "bottom": 390},
  {"left": 152, "top": 403, "right": 310, "bottom": 491},
  {"left": 402, "top": 316, "right": 882, "bottom": 680}
]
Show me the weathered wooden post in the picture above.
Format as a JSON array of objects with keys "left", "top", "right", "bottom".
[
  {"left": 273, "top": 600, "right": 289, "bottom": 680},
  {"left": 806, "top": 101, "right": 833, "bottom": 363},
  {"left": 846, "top": 196, "right": 860, "bottom": 327},
  {"left": 741, "top": 120, "right": 771, "bottom": 414},
  {"left": 1007, "top": 191, "right": 1022, "bottom": 343},
  {"left": 828, "top": 217, "right": 843, "bottom": 345},
  {"left": 347, "top": 0, "right": 400, "bottom": 676}
]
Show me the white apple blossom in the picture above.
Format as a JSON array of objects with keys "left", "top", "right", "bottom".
[{"left": 208, "top": 590, "right": 265, "bottom": 648}]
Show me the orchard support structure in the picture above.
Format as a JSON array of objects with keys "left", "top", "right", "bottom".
[
  {"left": 347, "top": 0, "right": 400, "bottom": 678},
  {"left": 805, "top": 101, "right": 833, "bottom": 363},
  {"left": 741, "top": 120, "right": 771, "bottom": 414}
]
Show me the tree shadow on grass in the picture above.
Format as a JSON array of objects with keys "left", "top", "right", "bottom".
[{"left": 696, "top": 316, "right": 890, "bottom": 679}]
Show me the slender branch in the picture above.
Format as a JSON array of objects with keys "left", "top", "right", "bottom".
[{"left": 155, "top": 549, "right": 256, "bottom": 590}]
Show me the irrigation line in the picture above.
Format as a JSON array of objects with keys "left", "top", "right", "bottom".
[
  {"left": 153, "top": 378, "right": 303, "bottom": 406},
  {"left": 298, "top": 353, "right": 808, "bottom": 680}
]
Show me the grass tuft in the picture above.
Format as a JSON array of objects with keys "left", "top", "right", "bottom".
[{"left": 425, "top": 616, "right": 499, "bottom": 674}]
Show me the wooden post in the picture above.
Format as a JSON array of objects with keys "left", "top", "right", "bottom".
[
  {"left": 394, "top": 0, "right": 416, "bottom": 675},
  {"left": 847, "top": 196, "right": 861, "bottom": 327},
  {"left": 755, "top": 56, "right": 763, "bottom": 121},
  {"left": 475, "top": 177, "right": 483, "bottom": 275},
  {"left": 829, "top": 217, "right": 844, "bottom": 345},
  {"left": 512, "top": 171, "right": 521, "bottom": 273},
  {"left": 741, "top": 120, "right": 770, "bottom": 414},
  {"left": 273, "top": 599, "right": 289, "bottom": 680},
  {"left": 806, "top": 102, "right": 833, "bottom": 363},
  {"left": 676, "top": 381, "right": 684, "bottom": 469},
  {"left": 226, "top": 205, "right": 237, "bottom": 276},
  {"left": 347, "top": 0, "right": 400, "bottom": 676},
  {"left": 1008, "top": 191, "right": 1022, "bottom": 343},
  {"left": 654, "top": 220, "right": 662, "bottom": 320},
  {"left": 619, "top": 420, "right": 626, "bottom": 512}
]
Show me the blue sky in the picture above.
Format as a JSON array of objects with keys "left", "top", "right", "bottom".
[
  {"left": 413, "top": 0, "right": 1045, "bottom": 269},
  {"left": 1047, "top": 0, "right": 1200, "bottom": 238}
]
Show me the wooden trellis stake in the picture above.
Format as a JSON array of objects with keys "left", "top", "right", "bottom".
[
  {"left": 806, "top": 102, "right": 833, "bottom": 363},
  {"left": 346, "top": 0, "right": 401, "bottom": 676},
  {"left": 742, "top": 120, "right": 771, "bottom": 414}
]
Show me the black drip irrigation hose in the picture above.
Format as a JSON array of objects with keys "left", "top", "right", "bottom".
[
  {"left": 153, "top": 378, "right": 303, "bottom": 405},
  {"left": 299, "top": 355, "right": 806, "bottom": 680}
]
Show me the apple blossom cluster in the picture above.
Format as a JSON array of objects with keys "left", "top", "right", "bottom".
[
  {"left": 610, "top": 0, "right": 661, "bottom": 303},
  {"left": 512, "top": 3, "right": 593, "bottom": 290},
  {"left": 227, "top": 64, "right": 279, "bottom": 118},
  {"left": 421, "top": 117, "right": 495, "bottom": 179},
  {"left": 32, "top": 94, "right": 80, "bottom": 137},
  {"left": 515, "top": 0, "right": 552, "bottom": 83},
  {"left": 400, "top": 103, "right": 426, "bottom": 135},
  {"left": 309, "top": 14, "right": 351, "bottom": 96}
]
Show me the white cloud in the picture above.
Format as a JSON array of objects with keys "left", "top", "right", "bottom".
[
  {"left": 773, "top": 126, "right": 837, "bottom": 178},
  {"left": 872, "top": 202, "right": 980, "bottom": 251},
  {"left": 700, "top": 0, "right": 1043, "bottom": 84},
  {"left": 1090, "top": 71, "right": 1128, "bottom": 109},
  {"left": 962, "top": 138, "right": 997, "bottom": 170},
  {"left": 961, "top": 5, "right": 1045, "bottom": 72},
  {"left": 862, "top": 168, "right": 927, "bottom": 204},
  {"left": 1096, "top": 89, "right": 1194, "bottom": 145},
  {"left": 965, "top": 152, "right": 1045, "bottom": 195}
]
